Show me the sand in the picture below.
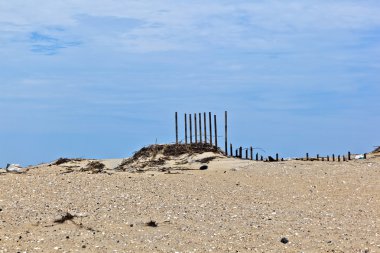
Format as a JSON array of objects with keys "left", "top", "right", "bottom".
[{"left": 0, "top": 154, "right": 379, "bottom": 252}]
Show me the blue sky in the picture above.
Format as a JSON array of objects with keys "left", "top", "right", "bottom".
[{"left": 1, "top": 0, "right": 379, "bottom": 166}]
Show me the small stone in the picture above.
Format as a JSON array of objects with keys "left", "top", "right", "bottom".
[
  {"left": 199, "top": 165, "right": 208, "bottom": 170},
  {"left": 280, "top": 237, "right": 289, "bottom": 244}
]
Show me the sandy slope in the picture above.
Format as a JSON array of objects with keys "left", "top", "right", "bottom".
[{"left": 0, "top": 156, "right": 379, "bottom": 252}]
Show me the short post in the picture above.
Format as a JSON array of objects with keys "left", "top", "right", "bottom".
[
  {"left": 199, "top": 113, "right": 202, "bottom": 143},
  {"left": 250, "top": 147, "right": 253, "bottom": 160},
  {"left": 189, "top": 114, "right": 192, "bottom": 144},
  {"left": 230, "top": 143, "right": 233, "bottom": 157},
  {"left": 203, "top": 112, "right": 207, "bottom": 143},
  {"left": 306, "top": 153, "right": 309, "bottom": 161},
  {"left": 175, "top": 112, "right": 178, "bottom": 144},
  {"left": 256, "top": 153, "right": 259, "bottom": 161},
  {"left": 322, "top": 157, "right": 324, "bottom": 161},
  {"left": 235, "top": 149, "right": 238, "bottom": 157},
  {"left": 348, "top": 151, "right": 351, "bottom": 160},
  {"left": 260, "top": 155, "right": 263, "bottom": 161},
  {"left": 317, "top": 154, "right": 319, "bottom": 160},
  {"left": 245, "top": 149, "right": 248, "bottom": 159},
  {"left": 239, "top": 147, "right": 243, "bottom": 158},
  {"left": 338, "top": 155, "right": 341, "bottom": 162},
  {"left": 364, "top": 153, "right": 367, "bottom": 159},
  {"left": 194, "top": 113, "right": 198, "bottom": 144},
  {"left": 184, "top": 113, "right": 188, "bottom": 144},
  {"left": 332, "top": 154, "right": 335, "bottom": 161},
  {"left": 224, "top": 111, "right": 228, "bottom": 155},
  {"left": 214, "top": 114, "right": 218, "bottom": 149},
  {"left": 276, "top": 153, "right": 279, "bottom": 161},
  {"left": 343, "top": 155, "right": 346, "bottom": 162},
  {"left": 209, "top": 112, "right": 212, "bottom": 146},
  {"left": 327, "top": 155, "right": 329, "bottom": 161}
]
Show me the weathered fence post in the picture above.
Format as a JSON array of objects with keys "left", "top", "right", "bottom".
[
  {"left": 194, "top": 113, "right": 198, "bottom": 144},
  {"left": 203, "top": 112, "right": 207, "bottom": 143},
  {"left": 348, "top": 151, "right": 351, "bottom": 160},
  {"left": 332, "top": 154, "right": 335, "bottom": 161},
  {"left": 256, "top": 153, "right": 259, "bottom": 161},
  {"left": 250, "top": 147, "right": 253, "bottom": 160},
  {"left": 214, "top": 114, "right": 218, "bottom": 149},
  {"left": 327, "top": 155, "right": 329, "bottom": 161},
  {"left": 245, "top": 149, "right": 248, "bottom": 159},
  {"left": 322, "top": 157, "right": 325, "bottom": 161},
  {"left": 338, "top": 155, "right": 341, "bottom": 162},
  {"left": 184, "top": 113, "right": 188, "bottom": 144},
  {"left": 230, "top": 143, "right": 233, "bottom": 157},
  {"left": 343, "top": 155, "right": 346, "bottom": 162},
  {"left": 306, "top": 153, "right": 309, "bottom": 161},
  {"left": 235, "top": 149, "right": 238, "bottom": 157},
  {"left": 209, "top": 112, "right": 212, "bottom": 146},
  {"left": 175, "top": 112, "right": 178, "bottom": 144},
  {"left": 260, "top": 155, "right": 263, "bottom": 161},
  {"left": 189, "top": 114, "right": 192, "bottom": 144},
  {"left": 317, "top": 154, "right": 319, "bottom": 160},
  {"left": 239, "top": 147, "right": 243, "bottom": 158},
  {"left": 224, "top": 111, "right": 228, "bottom": 155},
  {"left": 364, "top": 153, "right": 367, "bottom": 159},
  {"left": 276, "top": 153, "right": 279, "bottom": 161},
  {"left": 199, "top": 113, "right": 202, "bottom": 143}
]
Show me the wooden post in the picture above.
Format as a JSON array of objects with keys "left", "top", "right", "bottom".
[
  {"left": 230, "top": 143, "right": 233, "bottom": 157},
  {"left": 224, "top": 111, "right": 228, "bottom": 155},
  {"left": 338, "top": 155, "right": 341, "bottom": 162},
  {"left": 209, "top": 112, "right": 212, "bottom": 146},
  {"left": 364, "top": 153, "right": 367, "bottom": 159},
  {"left": 175, "top": 112, "right": 178, "bottom": 144},
  {"left": 322, "top": 157, "right": 324, "bottom": 161},
  {"left": 189, "top": 114, "right": 192, "bottom": 144},
  {"left": 184, "top": 113, "right": 188, "bottom": 144},
  {"left": 276, "top": 153, "right": 279, "bottom": 161},
  {"left": 194, "top": 113, "right": 197, "bottom": 144},
  {"left": 235, "top": 149, "right": 238, "bottom": 157},
  {"left": 256, "top": 153, "right": 259, "bottom": 161},
  {"left": 214, "top": 114, "right": 217, "bottom": 149},
  {"left": 250, "top": 147, "right": 253, "bottom": 160},
  {"left": 199, "top": 113, "right": 202, "bottom": 143},
  {"left": 348, "top": 151, "right": 351, "bottom": 160},
  {"left": 343, "top": 155, "right": 346, "bottom": 162},
  {"left": 245, "top": 149, "right": 248, "bottom": 159},
  {"left": 203, "top": 112, "right": 207, "bottom": 143},
  {"left": 306, "top": 153, "right": 309, "bottom": 161},
  {"left": 327, "top": 155, "right": 329, "bottom": 161},
  {"left": 260, "top": 155, "right": 263, "bottom": 161},
  {"left": 239, "top": 147, "right": 243, "bottom": 158},
  {"left": 332, "top": 154, "right": 335, "bottom": 161},
  {"left": 317, "top": 154, "right": 319, "bottom": 160}
]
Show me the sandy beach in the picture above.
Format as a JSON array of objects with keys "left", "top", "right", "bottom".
[{"left": 0, "top": 148, "right": 379, "bottom": 252}]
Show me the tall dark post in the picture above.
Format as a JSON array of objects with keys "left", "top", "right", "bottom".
[
  {"left": 203, "top": 112, "right": 207, "bottom": 143},
  {"left": 364, "top": 153, "right": 367, "bottom": 159},
  {"left": 348, "top": 151, "right": 351, "bottom": 160},
  {"left": 199, "top": 113, "right": 202, "bottom": 143},
  {"left": 235, "top": 149, "right": 238, "bottom": 157},
  {"left": 230, "top": 143, "right": 233, "bottom": 157},
  {"left": 276, "top": 153, "right": 279, "bottom": 161},
  {"left": 214, "top": 115, "right": 217, "bottom": 149},
  {"left": 184, "top": 113, "right": 188, "bottom": 144},
  {"left": 306, "top": 153, "right": 309, "bottom": 161},
  {"left": 256, "top": 153, "right": 259, "bottom": 161},
  {"left": 175, "top": 112, "right": 178, "bottom": 144},
  {"left": 189, "top": 114, "right": 192, "bottom": 144},
  {"left": 332, "top": 154, "right": 335, "bottom": 161},
  {"left": 239, "top": 147, "right": 243, "bottom": 158},
  {"left": 194, "top": 113, "right": 198, "bottom": 144},
  {"left": 343, "top": 155, "right": 346, "bottom": 162},
  {"left": 327, "top": 155, "right": 330, "bottom": 161},
  {"left": 317, "top": 154, "right": 319, "bottom": 160},
  {"left": 250, "top": 147, "right": 253, "bottom": 160},
  {"left": 224, "top": 111, "right": 228, "bottom": 155},
  {"left": 260, "top": 155, "right": 263, "bottom": 161},
  {"left": 338, "top": 155, "right": 341, "bottom": 162},
  {"left": 245, "top": 149, "right": 248, "bottom": 159},
  {"left": 209, "top": 112, "right": 212, "bottom": 146}
]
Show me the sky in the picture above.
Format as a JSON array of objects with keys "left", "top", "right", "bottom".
[{"left": 1, "top": 0, "right": 380, "bottom": 166}]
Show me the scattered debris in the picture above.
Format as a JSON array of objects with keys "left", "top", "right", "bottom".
[
  {"left": 355, "top": 154, "right": 365, "bottom": 160},
  {"left": 145, "top": 220, "right": 158, "bottom": 227},
  {"left": 5, "top": 164, "right": 24, "bottom": 173},
  {"left": 195, "top": 156, "right": 217, "bottom": 164},
  {"left": 267, "top": 156, "right": 276, "bottom": 162}
]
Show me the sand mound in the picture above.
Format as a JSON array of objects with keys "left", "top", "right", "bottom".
[
  {"left": 371, "top": 146, "right": 380, "bottom": 153},
  {"left": 116, "top": 143, "right": 225, "bottom": 172}
]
